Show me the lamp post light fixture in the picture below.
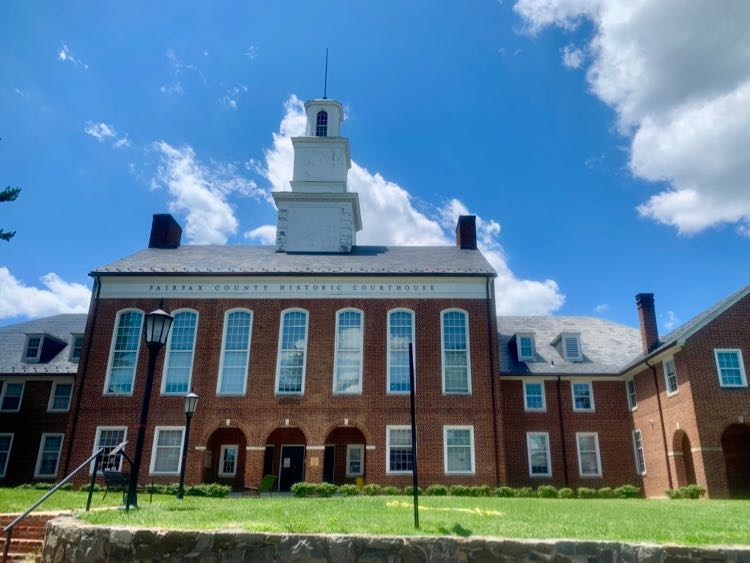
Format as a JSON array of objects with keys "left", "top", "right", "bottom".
[
  {"left": 126, "top": 307, "right": 174, "bottom": 510},
  {"left": 177, "top": 391, "right": 199, "bottom": 500}
]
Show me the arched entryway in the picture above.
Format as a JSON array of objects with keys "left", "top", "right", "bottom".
[
  {"left": 323, "top": 427, "right": 367, "bottom": 485},
  {"left": 264, "top": 427, "right": 307, "bottom": 492},
  {"left": 672, "top": 430, "right": 696, "bottom": 487},
  {"left": 721, "top": 424, "right": 750, "bottom": 498},
  {"left": 204, "top": 427, "right": 247, "bottom": 490}
]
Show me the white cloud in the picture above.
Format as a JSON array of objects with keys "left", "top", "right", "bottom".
[
  {"left": 58, "top": 43, "right": 88, "bottom": 69},
  {"left": 515, "top": 0, "right": 750, "bottom": 236},
  {"left": 244, "top": 45, "right": 258, "bottom": 59},
  {"left": 166, "top": 49, "right": 206, "bottom": 85},
  {"left": 113, "top": 135, "right": 131, "bottom": 149},
  {"left": 561, "top": 44, "right": 584, "bottom": 69},
  {"left": 0, "top": 267, "right": 90, "bottom": 320},
  {"left": 84, "top": 122, "right": 116, "bottom": 142},
  {"left": 160, "top": 82, "right": 185, "bottom": 95},
  {"left": 593, "top": 303, "right": 609, "bottom": 313},
  {"left": 244, "top": 224, "right": 277, "bottom": 244},
  {"left": 254, "top": 95, "right": 565, "bottom": 315},
  {"left": 662, "top": 310, "right": 679, "bottom": 331},
  {"left": 152, "top": 141, "right": 264, "bottom": 244}
]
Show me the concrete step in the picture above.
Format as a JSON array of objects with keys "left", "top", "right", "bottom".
[{"left": 0, "top": 536, "right": 43, "bottom": 554}]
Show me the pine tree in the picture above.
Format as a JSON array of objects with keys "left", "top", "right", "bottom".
[{"left": 0, "top": 186, "right": 21, "bottom": 242}]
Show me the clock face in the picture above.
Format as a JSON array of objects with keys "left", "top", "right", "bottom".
[{"left": 302, "top": 148, "right": 342, "bottom": 179}]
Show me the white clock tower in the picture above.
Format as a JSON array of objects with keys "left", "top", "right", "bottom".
[{"left": 272, "top": 98, "right": 362, "bottom": 253}]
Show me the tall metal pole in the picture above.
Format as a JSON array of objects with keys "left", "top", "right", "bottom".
[
  {"left": 408, "top": 343, "right": 419, "bottom": 529},
  {"left": 177, "top": 411, "right": 193, "bottom": 499}
]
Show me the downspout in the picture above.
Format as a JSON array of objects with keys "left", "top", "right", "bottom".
[
  {"left": 646, "top": 358, "right": 673, "bottom": 490},
  {"left": 485, "top": 277, "right": 501, "bottom": 487},
  {"left": 62, "top": 275, "right": 101, "bottom": 475},
  {"left": 556, "top": 372, "right": 570, "bottom": 487}
]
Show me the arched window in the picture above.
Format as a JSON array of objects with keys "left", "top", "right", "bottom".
[
  {"left": 387, "top": 309, "right": 414, "bottom": 393},
  {"left": 275, "top": 309, "right": 309, "bottom": 394},
  {"left": 315, "top": 110, "right": 328, "bottom": 137},
  {"left": 333, "top": 309, "right": 363, "bottom": 394},
  {"left": 104, "top": 309, "right": 144, "bottom": 395},
  {"left": 161, "top": 310, "right": 198, "bottom": 395},
  {"left": 217, "top": 309, "right": 253, "bottom": 395}
]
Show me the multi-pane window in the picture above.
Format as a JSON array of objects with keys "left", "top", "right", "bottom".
[
  {"left": 517, "top": 335, "right": 535, "bottom": 360},
  {"left": 35, "top": 434, "right": 64, "bottom": 478},
  {"left": 0, "top": 434, "right": 13, "bottom": 478},
  {"left": 23, "top": 336, "right": 42, "bottom": 362},
  {"left": 714, "top": 349, "right": 747, "bottom": 387},
  {"left": 444, "top": 426, "right": 475, "bottom": 474},
  {"left": 276, "top": 310, "right": 308, "bottom": 394},
  {"left": 442, "top": 310, "right": 470, "bottom": 393},
  {"left": 387, "top": 426, "right": 413, "bottom": 473},
  {"left": 388, "top": 310, "right": 414, "bottom": 393},
  {"left": 48, "top": 382, "right": 73, "bottom": 412},
  {"left": 527, "top": 432, "right": 551, "bottom": 476},
  {"left": 150, "top": 427, "right": 184, "bottom": 474},
  {"left": 92, "top": 427, "right": 127, "bottom": 474},
  {"left": 219, "top": 445, "right": 238, "bottom": 477},
  {"left": 626, "top": 379, "right": 637, "bottom": 410},
  {"left": 632, "top": 429, "right": 646, "bottom": 475},
  {"left": 346, "top": 444, "right": 364, "bottom": 476},
  {"left": 562, "top": 334, "right": 582, "bottom": 361},
  {"left": 162, "top": 311, "right": 198, "bottom": 395},
  {"left": 315, "top": 110, "right": 328, "bottom": 137},
  {"left": 572, "top": 381, "right": 594, "bottom": 411},
  {"left": 333, "top": 310, "right": 363, "bottom": 394},
  {"left": 70, "top": 334, "right": 84, "bottom": 362},
  {"left": 576, "top": 432, "right": 602, "bottom": 477},
  {"left": 524, "top": 381, "right": 546, "bottom": 411},
  {"left": 0, "top": 382, "right": 23, "bottom": 412},
  {"left": 664, "top": 358, "right": 678, "bottom": 395},
  {"left": 217, "top": 310, "right": 252, "bottom": 395},
  {"left": 105, "top": 310, "right": 143, "bottom": 394}
]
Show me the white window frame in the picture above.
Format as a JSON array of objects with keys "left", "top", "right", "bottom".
[
  {"left": 346, "top": 444, "right": 364, "bottom": 477},
  {"left": 526, "top": 432, "right": 552, "bottom": 477},
  {"left": 523, "top": 380, "right": 546, "bottom": 412},
  {"left": 161, "top": 309, "right": 199, "bottom": 396},
  {"left": 149, "top": 426, "right": 185, "bottom": 475},
  {"left": 561, "top": 333, "right": 583, "bottom": 361},
  {"left": 103, "top": 309, "right": 144, "bottom": 396},
  {"left": 332, "top": 308, "right": 364, "bottom": 395},
  {"left": 441, "top": 309, "right": 471, "bottom": 394},
  {"left": 218, "top": 444, "right": 239, "bottom": 477},
  {"left": 23, "top": 335, "right": 43, "bottom": 363},
  {"left": 69, "top": 333, "right": 84, "bottom": 362},
  {"left": 714, "top": 349, "right": 748, "bottom": 388},
  {"left": 0, "top": 381, "right": 24, "bottom": 412},
  {"left": 626, "top": 379, "right": 637, "bottom": 411},
  {"left": 47, "top": 381, "right": 73, "bottom": 412},
  {"left": 90, "top": 426, "right": 128, "bottom": 475},
  {"left": 443, "top": 425, "right": 475, "bottom": 475},
  {"left": 571, "top": 381, "right": 595, "bottom": 412},
  {"left": 274, "top": 308, "right": 309, "bottom": 395},
  {"left": 663, "top": 357, "right": 679, "bottom": 396},
  {"left": 34, "top": 433, "right": 64, "bottom": 478},
  {"left": 575, "top": 432, "right": 602, "bottom": 478},
  {"left": 386, "top": 425, "right": 413, "bottom": 475},
  {"left": 216, "top": 308, "right": 253, "bottom": 396},
  {"left": 517, "top": 334, "right": 535, "bottom": 361},
  {"left": 0, "top": 433, "right": 14, "bottom": 478},
  {"left": 387, "top": 308, "right": 415, "bottom": 394},
  {"left": 632, "top": 429, "right": 646, "bottom": 475}
]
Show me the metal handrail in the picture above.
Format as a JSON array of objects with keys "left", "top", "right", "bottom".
[{"left": 2, "top": 441, "right": 128, "bottom": 563}]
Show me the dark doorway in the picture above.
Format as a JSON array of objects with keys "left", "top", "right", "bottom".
[
  {"left": 263, "top": 445, "right": 275, "bottom": 477},
  {"left": 722, "top": 424, "right": 750, "bottom": 498},
  {"left": 278, "top": 445, "right": 305, "bottom": 492},
  {"left": 323, "top": 445, "right": 335, "bottom": 483},
  {"left": 681, "top": 433, "right": 696, "bottom": 485}
]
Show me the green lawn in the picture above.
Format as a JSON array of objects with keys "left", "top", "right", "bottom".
[{"left": 0, "top": 488, "right": 122, "bottom": 513}]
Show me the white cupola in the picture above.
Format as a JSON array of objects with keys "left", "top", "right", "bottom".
[{"left": 272, "top": 97, "right": 362, "bottom": 253}]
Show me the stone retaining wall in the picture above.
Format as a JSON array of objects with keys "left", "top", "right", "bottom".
[{"left": 43, "top": 517, "right": 750, "bottom": 562}]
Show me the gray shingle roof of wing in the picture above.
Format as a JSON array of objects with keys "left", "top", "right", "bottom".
[
  {"left": 0, "top": 314, "right": 87, "bottom": 375},
  {"left": 92, "top": 245, "right": 496, "bottom": 276},
  {"left": 498, "top": 316, "right": 642, "bottom": 376}
]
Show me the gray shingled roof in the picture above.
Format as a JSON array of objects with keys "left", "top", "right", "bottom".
[
  {"left": 0, "top": 314, "right": 86, "bottom": 375},
  {"left": 498, "top": 316, "right": 642, "bottom": 376},
  {"left": 92, "top": 245, "right": 496, "bottom": 276}
]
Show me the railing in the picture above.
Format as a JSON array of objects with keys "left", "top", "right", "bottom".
[{"left": 2, "top": 441, "right": 128, "bottom": 563}]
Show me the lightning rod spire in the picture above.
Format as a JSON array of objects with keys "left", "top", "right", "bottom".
[{"left": 323, "top": 48, "right": 329, "bottom": 99}]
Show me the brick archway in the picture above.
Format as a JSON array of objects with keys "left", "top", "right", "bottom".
[
  {"left": 323, "top": 426, "right": 368, "bottom": 485},
  {"left": 672, "top": 430, "right": 696, "bottom": 487},
  {"left": 203, "top": 427, "right": 247, "bottom": 491},
  {"left": 721, "top": 423, "right": 750, "bottom": 498}
]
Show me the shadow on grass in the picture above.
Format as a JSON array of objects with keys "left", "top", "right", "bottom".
[{"left": 437, "top": 523, "right": 472, "bottom": 537}]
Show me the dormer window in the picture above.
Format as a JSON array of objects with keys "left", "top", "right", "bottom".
[
  {"left": 516, "top": 334, "right": 535, "bottom": 361},
  {"left": 70, "top": 334, "right": 84, "bottom": 362},
  {"left": 315, "top": 110, "right": 328, "bottom": 137},
  {"left": 23, "top": 336, "right": 43, "bottom": 363},
  {"left": 561, "top": 333, "right": 582, "bottom": 361}
]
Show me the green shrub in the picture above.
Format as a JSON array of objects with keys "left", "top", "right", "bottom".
[
  {"left": 362, "top": 484, "right": 382, "bottom": 496},
  {"left": 558, "top": 487, "right": 575, "bottom": 499},
  {"left": 403, "top": 485, "right": 423, "bottom": 496},
  {"left": 448, "top": 485, "right": 471, "bottom": 497},
  {"left": 597, "top": 487, "right": 614, "bottom": 499},
  {"left": 425, "top": 484, "right": 448, "bottom": 496},
  {"left": 576, "top": 487, "right": 597, "bottom": 499},
  {"left": 291, "top": 482, "right": 317, "bottom": 497},
  {"left": 185, "top": 483, "right": 232, "bottom": 498},
  {"left": 318, "top": 483, "right": 338, "bottom": 497},
  {"left": 338, "top": 484, "right": 360, "bottom": 497},
  {"left": 613, "top": 485, "right": 640, "bottom": 499},
  {"left": 471, "top": 485, "right": 492, "bottom": 497},
  {"left": 381, "top": 486, "right": 400, "bottom": 496},
  {"left": 537, "top": 485, "right": 558, "bottom": 498},
  {"left": 495, "top": 486, "right": 515, "bottom": 497},
  {"left": 666, "top": 485, "right": 706, "bottom": 499},
  {"left": 514, "top": 486, "right": 536, "bottom": 498}
]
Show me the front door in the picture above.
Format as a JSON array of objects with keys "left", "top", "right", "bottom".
[
  {"left": 323, "top": 445, "right": 335, "bottom": 483},
  {"left": 278, "top": 445, "right": 305, "bottom": 492}
]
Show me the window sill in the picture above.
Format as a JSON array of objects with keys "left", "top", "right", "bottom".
[
  {"left": 572, "top": 409, "right": 595, "bottom": 413},
  {"left": 524, "top": 408, "right": 547, "bottom": 413},
  {"left": 666, "top": 390, "right": 679, "bottom": 398}
]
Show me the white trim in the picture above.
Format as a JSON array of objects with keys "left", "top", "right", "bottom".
[
  {"left": 274, "top": 308, "right": 309, "bottom": 395},
  {"left": 218, "top": 444, "right": 239, "bottom": 477},
  {"left": 632, "top": 429, "right": 646, "bottom": 475},
  {"left": 47, "top": 381, "right": 73, "bottom": 413},
  {"left": 34, "top": 433, "right": 64, "bottom": 478},
  {"left": 443, "top": 425, "right": 475, "bottom": 475},
  {"left": 575, "top": 432, "right": 602, "bottom": 478},
  {"left": 626, "top": 379, "right": 637, "bottom": 411},
  {"left": 346, "top": 444, "right": 364, "bottom": 477},
  {"left": 246, "top": 446, "right": 266, "bottom": 451},
  {"left": 502, "top": 375, "right": 625, "bottom": 382},
  {"left": 306, "top": 445, "right": 325, "bottom": 451},
  {"left": 365, "top": 445, "right": 376, "bottom": 450},
  {"left": 0, "top": 381, "right": 25, "bottom": 412},
  {"left": 440, "top": 309, "right": 472, "bottom": 395},
  {"left": 386, "top": 308, "right": 415, "bottom": 394},
  {"left": 516, "top": 333, "right": 535, "bottom": 361},
  {"left": 91, "top": 426, "right": 128, "bottom": 475},
  {"left": 22, "top": 334, "right": 43, "bottom": 363},
  {"left": 571, "top": 381, "right": 595, "bottom": 412},
  {"left": 526, "top": 432, "right": 551, "bottom": 477},
  {"left": 160, "top": 309, "right": 199, "bottom": 396},
  {"left": 386, "top": 425, "right": 413, "bottom": 475},
  {"left": 216, "top": 308, "right": 253, "bottom": 396},
  {"left": 714, "top": 348, "right": 748, "bottom": 388},
  {"left": 149, "top": 426, "right": 185, "bottom": 475},
  {"left": 69, "top": 333, "right": 84, "bottom": 363},
  {"left": 560, "top": 333, "right": 583, "bottom": 361},
  {"left": 0, "top": 433, "right": 13, "bottom": 478},
  {"left": 523, "top": 380, "right": 546, "bottom": 412},
  {"left": 103, "top": 308, "right": 144, "bottom": 396},
  {"left": 663, "top": 357, "right": 679, "bottom": 396},
  {"left": 332, "top": 308, "right": 364, "bottom": 395}
]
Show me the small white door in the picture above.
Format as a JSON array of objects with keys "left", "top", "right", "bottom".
[{"left": 218, "top": 444, "right": 238, "bottom": 477}]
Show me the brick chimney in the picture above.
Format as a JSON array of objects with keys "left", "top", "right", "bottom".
[
  {"left": 455, "top": 215, "right": 477, "bottom": 250},
  {"left": 636, "top": 293, "right": 659, "bottom": 353},
  {"left": 148, "top": 214, "right": 182, "bottom": 249}
]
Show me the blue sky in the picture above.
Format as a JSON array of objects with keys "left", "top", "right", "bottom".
[{"left": 2, "top": 1, "right": 749, "bottom": 332}]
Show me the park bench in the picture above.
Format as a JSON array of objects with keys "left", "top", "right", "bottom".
[{"left": 102, "top": 470, "right": 130, "bottom": 503}]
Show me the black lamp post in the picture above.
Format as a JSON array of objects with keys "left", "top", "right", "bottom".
[
  {"left": 126, "top": 307, "right": 174, "bottom": 510},
  {"left": 177, "top": 391, "right": 199, "bottom": 499}
]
